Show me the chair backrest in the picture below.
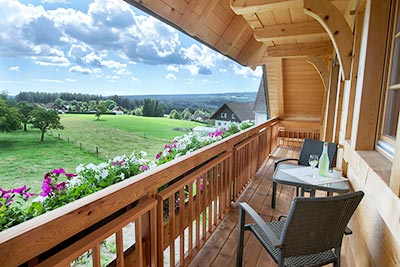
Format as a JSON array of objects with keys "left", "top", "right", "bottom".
[
  {"left": 298, "top": 138, "right": 337, "bottom": 168},
  {"left": 279, "top": 191, "right": 364, "bottom": 257}
]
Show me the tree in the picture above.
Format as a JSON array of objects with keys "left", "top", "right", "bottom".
[
  {"left": 94, "top": 102, "right": 107, "bottom": 120},
  {"left": 0, "top": 98, "right": 21, "bottom": 132},
  {"left": 17, "top": 101, "right": 35, "bottom": 131},
  {"left": 169, "top": 109, "right": 180, "bottom": 119},
  {"left": 31, "top": 108, "right": 64, "bottom": 142},
  {"left": 181, "top": 108, "right": 191, "bottom": 120}
]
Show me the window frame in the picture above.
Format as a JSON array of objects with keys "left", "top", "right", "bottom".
[{"left": 378, "top": 0, "right": 400, "bottom": 157}]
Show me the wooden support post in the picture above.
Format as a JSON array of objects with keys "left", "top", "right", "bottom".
[
  {"left": 324, "top": 63, "right": 339, "bottom": 142},
  {"left": 351, "top": 0, "right": 391, "bottom": 150},
  {"left": 277, "top": 58, "right": 284, "bottom": 119}
]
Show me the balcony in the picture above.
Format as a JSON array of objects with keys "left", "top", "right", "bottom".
[{"left": 0, "top": 118, "right": 324, "bottom": 267}]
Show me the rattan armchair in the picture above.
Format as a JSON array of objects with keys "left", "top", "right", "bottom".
[{"left": 237, "top": 191, "right": 364, "bottom": 267}]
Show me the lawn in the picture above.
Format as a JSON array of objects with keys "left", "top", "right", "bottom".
[
  {"left": 0, "top": 129, "right": 102, "bottom": 193},
  {"left": 53, "top": 114, "right": 205, "bottom": 160},
  {"left": 0, "top": 115, "right": 205, "bottom": 193}
]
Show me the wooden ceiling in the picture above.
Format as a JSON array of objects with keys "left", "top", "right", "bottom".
[{"left": 125, "top": 0, "right": 358, "bottom": 68}]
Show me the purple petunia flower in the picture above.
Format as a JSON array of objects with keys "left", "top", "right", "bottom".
[
  {"left": 52, "top": 168, "right": 65, "bottom": 175},
  {"left": 55, "top": 182, "right": 67, "bottom": 191},
  {"left": 40, "top": 177, "right": 53, "bottom": 197},
  {"left": 140, "top": 165, "right": 149, "bottom": 171},
  {"left": 11, "top": 185, "right": 27, "bottom": 194},
  {"left": 65, "top": 173, "right": 77, "bottom": 178},
  {"left": 0, "top": 188, "right": 10, "bottom": 197},
  {"left": 155, "top": 153, "right": 161, "bottom": 160}
]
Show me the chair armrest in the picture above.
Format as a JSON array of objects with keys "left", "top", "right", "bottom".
[
  {"left": 239, "top": 203, "right": 283, "bottom": 248},
  {"left": 274, "top": 158, "right": 299, "bottom": 170},
  {"left": 344, "top": 226, "right": 352, "bottom": 235},
  {"left": 278, "top": 215, "right": 287, "bottom": 221}
]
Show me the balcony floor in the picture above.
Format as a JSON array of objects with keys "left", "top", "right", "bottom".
[{"left": 188, "top": 145, "right": 303, "bottom": 266}]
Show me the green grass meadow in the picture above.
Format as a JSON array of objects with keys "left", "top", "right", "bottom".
[{"left": 0, "top": 114, "right": 204, "bottom": 193}]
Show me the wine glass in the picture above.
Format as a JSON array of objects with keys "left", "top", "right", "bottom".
[{"left": 308, "top": 154, "right": 319, "bottom": 178}]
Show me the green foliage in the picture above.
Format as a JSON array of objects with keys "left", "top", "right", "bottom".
[
  {"left": 31, "top": 108, "right": 64, "bottom": 142},
  {"left": 180, "top": 108, "right": 191, "bottom": 120},
  {"left": 169, "top": 109, "right": 180, "bottom": 119},
  {"left": 0, "top": 98, "right": 21, "bottom": 132},
  {"left": 17, "top": 101, "right": 36, "bottom": 131},
  {"left": 142, "top": 99, "right": 163, "bottom": 117},
  {"left": 133, "top": 107, "right": 143, "bottom": 116},
  {"left": 94, "top": 102, "right": 107, "bottom": 120}
]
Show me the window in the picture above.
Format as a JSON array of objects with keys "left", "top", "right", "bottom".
[
  {"left": 232, "top": 114, "right": 235, "bottom": 120},
  {"left": 221, "top": 112, "right": 227, "bottom": 119},
  {"left": 380, "top": 1, "right": 400, "bottom": 154}
]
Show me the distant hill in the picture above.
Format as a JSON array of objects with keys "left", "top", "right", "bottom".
[{"left": 123, "top": 92, "right": 257, "bottom": 112}]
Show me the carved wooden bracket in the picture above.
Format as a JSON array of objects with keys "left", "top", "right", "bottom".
[
  {"left": 306, "top": 56, "right": 329, "bottom": 91},
  {"left": 304, "top": 0, "right": 353, "bottom": 80}
]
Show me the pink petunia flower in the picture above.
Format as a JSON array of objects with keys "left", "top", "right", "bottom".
[
  {"left": 65, "top": 173, "right": 78, "bottom": 178},
  {"left": 11, "top": 185, "right": 27, "bottom": 194},
  {"left": 140, "top": 165, "right": 149, "bottom": 171},
  {"left": 52, "top": 168, "right": 65, "bottom": 175}
]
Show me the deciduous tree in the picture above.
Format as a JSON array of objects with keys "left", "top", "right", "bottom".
[
  {"left": 0, "top": 98, "right": 21, "bottom": 132},
  {"left": 31, "top": 108, "right": 64, "bottom": 142},
  {"left": 17, "top": 101, "right": 35, "bottom": 131}
]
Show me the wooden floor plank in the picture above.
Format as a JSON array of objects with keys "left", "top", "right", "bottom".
[{"left": 189, "top": 146, "right": 301, "bottom": 267}]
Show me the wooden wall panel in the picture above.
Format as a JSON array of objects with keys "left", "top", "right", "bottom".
[
  {"left": 263, "top": 57, "right": 280, "bottom": 118},
  {"left": 343, "top": 141, "right": 400, "bottom": 267},
  {"left": 282, "top": 58, "right": 325, "bottom": 119}
]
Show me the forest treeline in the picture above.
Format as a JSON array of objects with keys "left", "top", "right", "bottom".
[{"left": 14, "top": 91, "right": 256, "bottom": 115}]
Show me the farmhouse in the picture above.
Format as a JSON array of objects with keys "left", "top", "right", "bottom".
[
  {"left": 3, "top": 1, "right": 400, "bottom": 266},
  {"left": 210, "top": 102, "right": 255, "bottom": 127}
]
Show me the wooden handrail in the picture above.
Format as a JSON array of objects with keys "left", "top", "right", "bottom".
[{"left": 0, "top": 117, "right": 280, "bottom": 266}]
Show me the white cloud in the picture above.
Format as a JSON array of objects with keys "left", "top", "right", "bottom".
[
  {"left": 65, "top": 78, "right": 76, "bottom": 82},
  {"left": 166, "top": 73, "right": 176, "bottom": 80},
  {"left": 219, "top": 68, "right": 227, "bottom": 73},
  {"left": 167, "top": 65, "right": 179, "bottom": 72},
  {"left": 37, "top": 78, "right": 64, "bottom": 83},
  {"left": 186, "top": 78, "right": 194, "bottom": 84},
  {"left": 42, "top": 0, "right": 70, "bottom": 4},
  {"left": 131, "top": 76, "right": 139, "bottom": 81},
  {"left": 233, "top": 65, "right": 263, "bottom": 78},
  {"left": 69, "top": 65, "right": 92, "bottom": 75},
  {"left": 9, "top": 66, "right": 20, "bottom": 72},
  {"left": 32, "top": 48, "right": 70, "bottom": 66}
]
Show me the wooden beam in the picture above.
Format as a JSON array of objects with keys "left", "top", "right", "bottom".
[
  {"left": 254, "top": 21, "right": 327, "bottom": 42},
  {"left": 231, "top": 0, "right": 303, "bottom": 15},
  {"left": 237, "top": 37, "right": 266, "bottom": 66},
  {"left": 267, "top": 41, "right": 333, "bottom": 57},
  {"left": 304, "top": 0, "right": 353, "bottom": 80},
  {"left": 215, "top": 16, "right": 249, "bottom": 55},
  {"left": 306, "top": 56, "right": 329, "bottom": 91}
]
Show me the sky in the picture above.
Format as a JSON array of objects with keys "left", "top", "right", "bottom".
[{"left": 0, "top": 0, "right": 262, "bottom": 96}]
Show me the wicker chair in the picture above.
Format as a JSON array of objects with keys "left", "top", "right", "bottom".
[
  {"left": 236, "top": 191, "right": 364, "bottom": 267},
  {"left": 272, "top": 138, "right": 338, "bottom": 204}
]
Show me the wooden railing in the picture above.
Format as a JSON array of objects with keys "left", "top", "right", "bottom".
[
  {"left": 277, "top": 127, "right": 320, "bottom": 147},
  {"left": 0, "top": 118, "right": 280, "bottom": 267}
]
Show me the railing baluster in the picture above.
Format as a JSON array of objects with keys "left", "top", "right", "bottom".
[
  {"left": 196, "top": 177, "right": 201, "bottom": 249},
  {"left": 179, "top": 188, "right": 185, "bottom": 266},
  {"left": 92, "top": 244, "right": 101, "bottom": 267},
  {"left": 135, "top": 217, "right": 143, "bottom": 267},
  {"left": 188, "top": 181, "right": 194, "bottom": 259},
  {"left": 169, "top": 195, "right": 175, "bottom": 267},
  {"left": 116, "top": 229, "right": 124, "bottom": 267}
]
